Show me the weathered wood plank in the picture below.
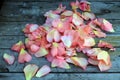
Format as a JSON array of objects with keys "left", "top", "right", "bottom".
[
  {"left": 0, "top": 20, "right": 120, "bottom": 35},
  {"left": 0, "top": 73, "right": 120, "bottom": 80},
  {"left": 4, "top": 0, "right": 120, "bottom": 2},
  {"left": 0, "top": 48, "right": 120, "bottom": 72},
  {"left": 0, "top": 34, "right": 120, "bottom": 48},
  {"left": 0, "top": 2, "right": 120, "bottom": 20}
]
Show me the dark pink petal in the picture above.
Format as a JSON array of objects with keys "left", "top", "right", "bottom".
[
  {"left": 11, "top": 41, "right": 25, "bottom": 52},
  {"left": 3, "top": 53, "right": 15, "bottom": 65},
  {"left": 79, "top": 0, "right": 91, "bottom": 11},
  {"left": 24, "top": 64, "right": 39, "bottom": 80},
  {"left": 18, "top": 48, "right": 32, "bottom": 63},
  {"left": 36, "top": 65, "right": 51, "bottom": 77}
]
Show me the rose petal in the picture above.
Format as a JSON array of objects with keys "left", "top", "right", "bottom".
[
  {"left": 98, "top": 61, "right": 111, "bottom": 71},
  {"left": 3, "top": 53, "right": 15, "bottom": 65},
  {"left": 36, "top": 65, "right": 51, "bottom": 77},
  {"left": 30, "top": 44, "right": 40, "bottom": 53},
  {"left": 61, "top": 10, "right": 73, "bottom": 16},
  {"left": 83, "top": 37, "right": 95, "bottom": 47},
  {"left": 24, "top": 64, "right": 39, "bottom": 80},
  {"left": 71, "top": 57, "right": 88, "bottom": 70},
  {"left": 18, "top": 48, "right": 32, "bottom": 63},
  {"left": 88, "top": 58, "right": 99, "bottom": 66},
  {"left": 61, "top": 35, "right": 72, "bottom": 48},
  {"left": 35, "top": 47, "right": 48, "bottom": 57},
  {"left": 11, "top": 41, "right": 25, "bottom": 52},
  {"left": 97, "top": 50, "right": 110, "bottom": 65}
]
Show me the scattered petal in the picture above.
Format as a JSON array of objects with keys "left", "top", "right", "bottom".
[
  {"left": 24, "top": 64, "right": 39, "bottom": 80},
  {"left": 3, "top": 53, "right": 15, "bottom": 65},
  {"left": 18, "top": 48, "right": 32, "bottom": 63},
  {"left": 36, "top": 65, "right": 51, "bottom": 77},
  {"left": 35, "top": 47, "right": 48, "bottom": 57},
  {"left": 98, "top": 61, "right": 111, "bottom": 71}
]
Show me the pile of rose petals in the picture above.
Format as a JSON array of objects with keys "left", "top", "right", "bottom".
[{"left": 3, "top": 0, "right": 115, "bottom": 80}]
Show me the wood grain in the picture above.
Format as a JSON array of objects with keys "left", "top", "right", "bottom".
[{"left": 0, "top": 2, "right": 120, "bottom": 21}]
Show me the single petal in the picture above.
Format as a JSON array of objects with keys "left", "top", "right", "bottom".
[
  {"left": 54, "top": 30, "right": 61, "bottom": 42},
  {"left": 97, "top": 50, "right": 110, "bottom": 65},
  {"left": 51, "top": 58, "right": 70, "bottom": 69},
  {"left": 82, "top": 12, "right": 95, "bottom": 20},
  {"left": 29, "top": 24, "right": 39, "bottom": 32},
  {"left": 71, "top": 57, "right": 88, "bottom": 70},
  {"left": 79, "top": 0, "right": 91, "bottom": 11},
  {"left": 3, "top": 53, "right": 15, "bottom": 65},
  {"left": 83, "top": 37, "right": 95, "bottom": 47},
  {"left": 11, "top": 41, "right": 25, "bottom": 52},
  {"left": 30, "top": 44, "right": 40, "bottom": 53},
  {"left": 24, "top": 64, "right": 39, "bottom": 80},
  {"left": 98, "top": 61, "right": 111, "bottom": 71},
  {"left": 61, "top": 10, "right": 73, "bottom": 16},
  {"left": 50, "top": 46, "right": 58, "bottom": 57},
  {"left": 72, "top": 13, "right": 84, "bottom": 26},
  {"left": 70, "top": 0, "right": 79, "bottom": 10},
  {"left": 93, "top": 30, "right": 106, "bottom": 38},
  {"left": 36, "top": 65, "right": 51, "bottom": 77},
  {"left": 35, "top": 47, "right": 48, "bottom": 57},
  {"left": 46, "top": 29, "right": 55, "bottom": 42},
  {"left": 61, "top": 35, "right": 72, "bottom": 48},
  {"left": 18, "top": 48, "right": 32, "bottom": 63},
  {"left": 98, "top": 40, "right": 115, "bottom": 51}
]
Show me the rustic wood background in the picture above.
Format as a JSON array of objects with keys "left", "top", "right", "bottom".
[{"left": 0, "top": 0, "right": 120, "bottom": 80}]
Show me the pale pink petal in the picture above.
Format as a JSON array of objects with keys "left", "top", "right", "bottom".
[
  {"left": 61, "top": 35, "right": 72, "bottom": 48},
  {"left": 71, "top": 57, "right": 88, "bottom": 70},
  {"left": 82, "top": 12, "right": 95, "bottom": 20},
  {"left": 46, "top": 29, "right": 54, "bottom": 42},
  {"left": 36, "top": 65, "right": 51, "bottom": 77},
  {"left": 54, "top": 30, "right": 61, "bottom": 42},
  {"left": 3, "top": 53, "right": 15, "bottom": 65},
  {"left": 98, "top": 61, "right": 111, "bottom": 71},
  {"left": 35, "top": 47, "right": 48, "bottom": 57},
  {"left": 51, "top": 58, "right": 70, "bottom": 69},
  {"left": 97, "top": 50, "right": 110, "bottom": 65},
  {"left": 50, "top": 47, "right": 58, "bottom": 57},
  {"left": 72, "top": 13, "right": 84, "bottom": 26},
  {"left": 83, "top": 37, "right": 95, "bottom": 47},
  {"left": 24, "top": 64, "right": 39, "bottom": 80},
  {"left": 29, "top": 24, "right": 39, "bottom": 32},
  {"left": 30, "top": 44, "right": 40, "bottom": 53},
  {"left": 93, "top": 30, "right": 106, "bottom": 38},
  {"left": 18, "top": 48, "right": 32, "bottom": 63},
  {"left": 61, "top": 10, "right": 73, "bottom": 16},
  {"left": 88, "top": 58, "right": 99, "bottom": 66}
]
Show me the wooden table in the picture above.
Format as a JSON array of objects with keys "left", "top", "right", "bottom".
[{"left": 0, "top": 0, "right": 120, "bottom": 80}]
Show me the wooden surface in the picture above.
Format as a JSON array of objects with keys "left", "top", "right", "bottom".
[{"left": 0, "top": 0, "right": 120, "bottom": 80}]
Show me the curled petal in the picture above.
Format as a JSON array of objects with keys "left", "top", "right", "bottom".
[
  {"left": 71, "top": 57, "right": 88, "bottom": 70},
  {"left": 88, "top": 58, "right": 99, "bottom": 66},
  {"left": 3, "top": 53, "right": 15, "bottom": 65},
  {"left": 11, "top": 41, "right": 25, "bottom": 52},
  {"left": 36, "top": 65, "right": 51, "bottom": 77},
  {"left": 98, "top": 61, "right": 111, "bottom": 71},
  {"left": 19, "top": 48, "right": 32, "bottom": 63},
  {"left": 98, "top": 40, "right": 115, "bottom": 51},
  {"left": 97, "top": 50, "right": 110, "bottom": 65},
  {"left": 24, "top": 64, "right": 39, "bottom": 80}
]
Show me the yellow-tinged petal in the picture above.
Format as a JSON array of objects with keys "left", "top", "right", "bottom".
[
  {"left": 24, "top": 64, "right": 39, "bottom": 80},
  {"left": 98, "top": 61, "right": 111, "bottom": 71},
  {"left": 71, "top": 57, "right": 88, "bottom": 70},
  {"left": 83, "top": 37, "right": 95, "bottom": 47},
  {"left": 97, "top": 50, "right": 110, "bottom": 65}
]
